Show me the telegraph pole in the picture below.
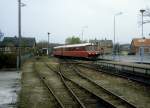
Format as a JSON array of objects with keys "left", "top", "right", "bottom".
[
  {"left": 18, "top": 0, "right": 22, "bottom": 69},
  {"left": 81, "top": 26, "right": 88, "bottom": 43}
]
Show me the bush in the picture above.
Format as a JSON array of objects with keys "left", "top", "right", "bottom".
[{"left": 0, "top": 53, "right": 17, "bottom": 68}]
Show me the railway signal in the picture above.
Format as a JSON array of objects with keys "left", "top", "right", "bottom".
[{"left": 47, "top": 32, "right": 51, "bottom": 56}]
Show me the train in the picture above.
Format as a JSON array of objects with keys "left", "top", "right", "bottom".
[{"left": 53, "top": 43, "right": 101, "bottom": 60}]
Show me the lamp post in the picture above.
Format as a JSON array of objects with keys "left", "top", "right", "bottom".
[
  {"left": 140, "top": 9, "right": 145, "bottom": 62},
  {"left": 47, "top": 32, "right": 50, "bottom": 56},
  {"left": 140, "top": 9, "right": 145, "bottom": 38},
  {"left": 113, "top": 12, "right": 123, "bottom": 60}
]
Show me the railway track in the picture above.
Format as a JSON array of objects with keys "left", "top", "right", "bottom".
[
  {"left": 77, "top": 62, "right": 150, "bottom": 85},
  {"left": 34, "top": 62, "right": 83, "bottom": 108},
  {"left": 46, "top": 63, "right": 115, "bottom": 108},
  {"left": 57, "top": 62, "right": 137, "bottom": 108},
  {"left": 62, "top": 58, "right": 150, "bottom": 85},
  {"left": 33, "top": 62, "right": 63, "bottom": 108}
]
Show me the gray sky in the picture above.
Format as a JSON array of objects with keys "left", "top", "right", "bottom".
[{"left": 0, "top": 0, "right": 150, "bottom": 44}]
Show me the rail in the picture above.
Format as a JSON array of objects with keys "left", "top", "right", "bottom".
[
  {"left": 47, "top": 62, "right": 117, "bottom": 108},
  {"left": 33, "top": 62, "right": 65, "bottom": 108},
  {"left": 77, "top": 62, "right": 150, "bottom": 85},
  {"left": 71, "top": 65, "right": 137, "bottom": 108},
  {"left": 97, "top": 61, "right": 150, "bottom": 78},
  {"left": 45, "top": 63, "right": 86, "bottom": 108},
  {"left": 59, "top": 61, "right": 136, "bottom": 108}
]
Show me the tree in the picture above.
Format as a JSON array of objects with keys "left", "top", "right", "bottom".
[
  {"left": 65, "top": 36, "right": 81, "bottom": 44},
  {"left": 36, "top": 41, "right": 48, "bottom": 49}
]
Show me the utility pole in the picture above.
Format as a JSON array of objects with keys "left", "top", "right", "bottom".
[
  {"left": 81, "top": 29, "right": 83, "bottom": 43},
  {"left": 81, "top": 26, "right": 88, "bottom": 43},
  {"left": 18, "top": 0, "right": 22, "bottom": 69}
]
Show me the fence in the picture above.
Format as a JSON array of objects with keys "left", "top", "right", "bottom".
[
  {"left": 97, "top": 61, "right": 150, "bottom": 77},
  {"left": 0, "top": 49, "right": 34, "bottom": 69}
]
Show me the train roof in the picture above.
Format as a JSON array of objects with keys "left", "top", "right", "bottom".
[{"left": 54, "top": 43, "right": 93, "bottom": 49}]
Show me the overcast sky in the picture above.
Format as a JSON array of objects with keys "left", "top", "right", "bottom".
[{"left": 0, "top": 0, "right": 150, "bottom": 44}]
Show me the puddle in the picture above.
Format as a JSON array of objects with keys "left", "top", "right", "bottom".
[{"left": 0, "top": 71, "right": 20, "bottom": 108}]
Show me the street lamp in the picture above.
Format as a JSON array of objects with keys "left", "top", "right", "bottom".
[
  {"left": 81, "top": 26, "right": 88, "bottom": 43},
  {"left": 140, "top": 9, "right": 145, "bottom": 38},
  {"left": 139, "top": 9, "right": 145, "bottom": 62},
  {"left": 47, "top": 32, "right": 51, "bottom": 56},
  {"left": 113, "top": 12, "right": 123, "bottom": 60}
]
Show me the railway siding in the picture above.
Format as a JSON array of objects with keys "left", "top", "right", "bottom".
[
  {"left": 77, "top": 64, "right": 150, "bottom": 108},
  {"left": 77, "top": 60, "right": 150, "bottom": 85},
  {"left": 47, "top": 63, "right": 115, "bottom": 108},
  {"left": 60, "top": 64, "right": 136, "bottom": 108},
  {"left": 34, "top": 62, "right": 81, "bottom": 108}
]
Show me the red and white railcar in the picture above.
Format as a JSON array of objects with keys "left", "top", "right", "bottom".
[{"left": 53, "top": 43, "right": 100, "bottom": 59}]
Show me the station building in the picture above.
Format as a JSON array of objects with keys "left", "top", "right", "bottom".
[
  {"left": 130, "top": 38, "right": 150, "bottom": 55},
  {"left": 120, "top": 44, "right": 130, "bottom": 55}
]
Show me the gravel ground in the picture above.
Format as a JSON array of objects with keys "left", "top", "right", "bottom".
[{"left": 78, "top": 65, "right": 150, "bottom": 108}]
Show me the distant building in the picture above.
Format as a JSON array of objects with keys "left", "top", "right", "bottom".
[
  {"left": 0, "top": 36, "right": 36, "bottom": 53},
  {"left": 36, "top": 42, "right": 63, "bottom": 56},
  {"left": 120, "top": 44, "right": 130, "bottom": 55},
  {"left": 89, "top": 39, "right": 113, "bottom": 54},
  {"left": 130, "top": 38, "right": 150, "bottom": 55}
]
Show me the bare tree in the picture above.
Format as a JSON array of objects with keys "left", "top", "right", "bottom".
[
  {"left": 143, "top": 8, "right": 150, "bottom": 24},
  {"left": 0, "top": 30, "right": 4, "bottom": 41}
]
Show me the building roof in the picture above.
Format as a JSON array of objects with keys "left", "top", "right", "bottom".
[
  {"left": 1, "top": 37, "right": 36, "bottom": 47},
  {"left": 131, "top": 38, "right": 150, "bottom": 47},
  {"left": 54, "top": 43, "right": 93, "bottom": 49}
]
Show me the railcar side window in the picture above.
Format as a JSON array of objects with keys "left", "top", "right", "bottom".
[{"left": 85, "top": 46, "right": 90, "bottom": 51}]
